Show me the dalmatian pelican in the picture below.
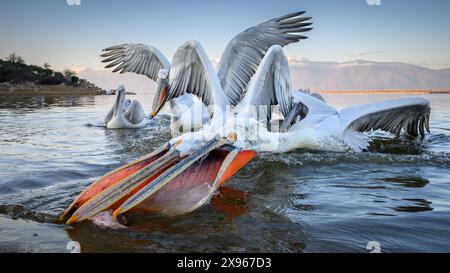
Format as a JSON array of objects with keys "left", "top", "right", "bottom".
[{"left": 104, "top": 85, "right": 146, "bottom": 129}]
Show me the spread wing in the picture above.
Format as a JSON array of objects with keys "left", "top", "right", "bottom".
[
  {"left": 101, "top": 44, "right": 170, "bottom": 81},
  {"left": 218, "top": 11, "right": 313, "bottom": 106},
  {"left": 237, "top": 45, "right": 292, "bottom": 125},
  {"left": 339, "top": 97, "right": 431, "bottom": 137},
  {"left": 167, "top": 40, "right": 228, "bottom": 109}
]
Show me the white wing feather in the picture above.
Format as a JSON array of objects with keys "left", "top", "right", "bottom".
[
  {"left": 238, "top": 45, "right": 293, "bottom": 125},
  {"left": 291, "top": 91, "right": 338, "bottom": 119},
  {"left": 101, "top": 44, "right": 170, "bottom": 81},
  {"left": 124, "top": 100, "right": 146, "bottom": 125},
  {"left": 218, "top": 11, "right": 313, "bottom": 106},
  {"left": 167, "top": 40, "right": 228, "bottom": 109}
]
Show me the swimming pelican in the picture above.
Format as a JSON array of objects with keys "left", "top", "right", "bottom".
[
  {"left": 104, "top": 85, "right": 147, "bottom": 129},
  {"left": 277, "top": 91, "right": 431, "bottom": 152},
  {"left": 100, "top": 11, "right": 313, "bottom": 133}
]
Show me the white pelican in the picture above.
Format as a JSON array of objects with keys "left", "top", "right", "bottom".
[
  {"left": 61, "top": 44, "right": 431, "bottom": 224},
  {"left": 100, "top": 11, "right": 313, "bottom": 133},
  {"left": 104, "top": 85, "right": 147, "bottom": 129},
  {"left": 273, "top": 91, "right": 431, "bottom": 152}
]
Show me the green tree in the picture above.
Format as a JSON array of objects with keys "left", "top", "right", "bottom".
[
  {"left": 6, "top": 53, "right": 25, "bottom": 64},
  {"left": 63, "top": 69, "right": 76, "bottom": 80},
  {"left": 43, "top": 63, "right": 51, "bottom": 69},
  {"left": 16, "top": 56, "right": 25, "bottom": 64},
  {"left": 6, "top": 53, "right": 19, "bottom": 63}
]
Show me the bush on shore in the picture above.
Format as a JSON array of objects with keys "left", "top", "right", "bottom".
[{"left": 1, "top": 54, "right": 88, "bottom": 87}]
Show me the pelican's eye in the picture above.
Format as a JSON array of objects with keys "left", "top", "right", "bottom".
[
  {"left": 174, "top": 139, "right": 183, "bottom": 148},
  {"left": 226, "top": 132, "right": 237, "bottom": 144}
]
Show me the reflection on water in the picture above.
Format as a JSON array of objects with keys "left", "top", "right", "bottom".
[
  {"left": 378, "top": 177, "right": 430, "bottom": 188},
  {"left": 0, "top": 94, "right": 450, "bottom": 252}
]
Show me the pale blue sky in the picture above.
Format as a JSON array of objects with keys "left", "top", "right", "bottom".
[{"left": 1, "top": 0, "right": 449, "bottom": 71}]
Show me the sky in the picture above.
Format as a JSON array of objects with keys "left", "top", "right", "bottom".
[{"left": 0, "top": 0, "right": 449, "bottom": 92}]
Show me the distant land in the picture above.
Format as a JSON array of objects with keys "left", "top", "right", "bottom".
[
  {"left": 289, "top": 59, "right": 450, "bottom": 92},
  {"left": 0, "top": 54, "right": 106, "bottom": 97}
]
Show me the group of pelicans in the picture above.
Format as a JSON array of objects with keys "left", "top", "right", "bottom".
[{"left": 61, "top": 11, "right": 431, "bottom": 225}]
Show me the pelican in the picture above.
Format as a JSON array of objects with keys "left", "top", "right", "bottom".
[
  {"left": 61, "top": 43, "right": 431, "bottom": 224},
  {"left": 104, "top": 85, "right": 147, "bottom": 129},
  {"left": 273, "top": 91, "right": 431, "bottom": 152},
  {"left": 100, "top": 11, "right": 313, "bottom": 133}
]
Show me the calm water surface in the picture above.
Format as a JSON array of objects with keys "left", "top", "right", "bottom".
[{"left": 0, "top": 94, "right": 449, "bottom": 253}]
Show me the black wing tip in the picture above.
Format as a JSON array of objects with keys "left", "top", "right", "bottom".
[
  {"left": 104, "top": 64, "right": 119, "bottom": 71},
  {"left": 300, "top": 27, "right": 313, "bottom": 33},
  {"left": 102, "top": 44, "right": 126, "bottom": 52},
  {"left": 275, "top": 11, "right": 307, "bottom": 22}
]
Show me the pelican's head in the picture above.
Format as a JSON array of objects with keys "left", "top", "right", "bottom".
[
  {"left": 61, "top": 131, "right": 256, "bottom": 224},
  {"left": 150, "top": 69, "right": 170, "bottom": 119},
  {"left": 117, "top": 84, "right": 126, "bottom": 93}
]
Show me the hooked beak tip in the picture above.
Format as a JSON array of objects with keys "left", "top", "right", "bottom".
[
  {"left": 66, "top": 215, "right": 77, "bottom": 225},
  {"left": 112, "top": 208, "right": 122, "bottom": 221}
]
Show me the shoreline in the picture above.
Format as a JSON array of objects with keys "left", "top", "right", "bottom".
[{"left": 0, "top": 84, "right": 104, "bottom": 97}]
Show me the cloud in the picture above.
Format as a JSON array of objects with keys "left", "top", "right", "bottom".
[
  {"left": 209, "top": 57, "right": 220, "bottom": 65},
  {"left": 66, "top": 0, "right": 81, "bottom": 6},
  {"left": 287, "top": 55, "right": 310, "bottom": 65},
  {"left": 349, "top": 50, "right": 382, "bottom": 59}
]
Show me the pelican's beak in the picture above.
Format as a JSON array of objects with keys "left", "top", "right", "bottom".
[
  {"left": 280, "top": 102, "right": 306, "bottom": 132},
  {"left": 150, "top": 78, "right": 169, "bottom": 119},
  {"left": 61, "top": 142, "right": 172, "bottom": 223},
  {"left": 112, "top": 89, "right": 125, "bottom": 117},
  {"left": 61, "top": 133, "right": 256, "bottom": 224}
]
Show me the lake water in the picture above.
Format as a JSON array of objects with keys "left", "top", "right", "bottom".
[{"left": 0, "top": 93, "right": 449, "bottom": 253}]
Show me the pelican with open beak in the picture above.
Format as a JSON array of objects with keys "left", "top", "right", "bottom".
[{"left": 61, "top": 132, "right": 256, "bottom": 224}]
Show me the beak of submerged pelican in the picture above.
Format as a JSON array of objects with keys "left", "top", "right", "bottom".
[
  {"left": 279, "top": 102, "right": 305, "bottom": 133},
  {"left": 62, "top": 132, "right": 256, "bottom": 224},
  {"left": 150, "top": 78, "right": 169, "bottom": 119}
]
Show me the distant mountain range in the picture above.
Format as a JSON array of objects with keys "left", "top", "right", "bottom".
[
  {"left": 438, "top": 68, "right": 450, "bottom": 79},
  {"left": 77, "top": 59, "right": 450, "bottom": 94},
  {"left": 289, "top": 59, "right": 450, "bottom": 91}
]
